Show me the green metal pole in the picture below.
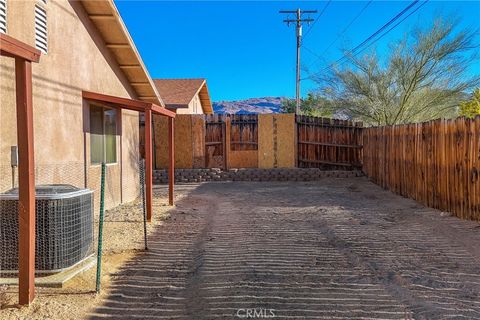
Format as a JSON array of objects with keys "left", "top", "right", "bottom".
[
  {"left": 95, "top": 162, "right": 106, "bottom": 293},
  {"left": 140, "top": 159, "right": 148, "bottom": 250}
]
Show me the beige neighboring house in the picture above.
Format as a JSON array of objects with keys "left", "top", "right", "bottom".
[
  {"left": 154, "top": 79, "right": 213, "bottom": 114},
  {"left": 0, "top": 0, "right": 164, "bottom": 210}
]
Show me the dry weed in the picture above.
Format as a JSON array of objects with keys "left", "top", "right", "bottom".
[{"left": 0, "top": 285, "right": 13, "bottom": 309}]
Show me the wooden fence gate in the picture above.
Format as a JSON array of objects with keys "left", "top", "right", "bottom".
[
  {"left": 230, "top": 114, "right": 258, "bottom": 151},
  {"left": 296, "top": 115, "right": 363, "bottom": 169},
  {"left": 205, "top": 114, "right": 226, "bottom": 168}
]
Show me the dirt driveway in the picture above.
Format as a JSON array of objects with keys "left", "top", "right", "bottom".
[{"left": 89, "top": 178, "right": 480, "bottom": 320}]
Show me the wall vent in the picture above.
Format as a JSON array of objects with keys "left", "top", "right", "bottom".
[
  {"left": 35, "top": 5, "right": 48, "bottom": 54},
  {"left": 0, "top": 0, "right": 7, "bottom": 34}
]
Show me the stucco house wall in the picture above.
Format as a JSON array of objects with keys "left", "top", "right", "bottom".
[
  {"left": 0, "top": 0, "right": 140, "bottom": 209},
  {"left": 174, "top": 94, "right": 203, "bottom": 115}
]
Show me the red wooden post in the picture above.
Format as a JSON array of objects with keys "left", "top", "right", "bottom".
[
  {"left": 145, "top": 109, "right": 153, "bottom": 221},
  {"left": 15, "top": 58, "right": 36, "bottom": 305},
  {"left": 168, "top": 117, "right": 174, "bottom": 205}
]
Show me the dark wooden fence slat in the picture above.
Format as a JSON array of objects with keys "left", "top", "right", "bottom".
[
  {"left": 362, "top": 116, "right": 480, "bottom": 222},
  {"left": 296, "top": 116, "right": 363, "bottom": 169}
]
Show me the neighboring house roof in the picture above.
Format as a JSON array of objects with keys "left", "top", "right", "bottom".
[
  {"left": 79, "top": 0, "right": 164, "bottom": 106},
  {"left": 153, "top": 79, "right": 213, "bottom": 114}
]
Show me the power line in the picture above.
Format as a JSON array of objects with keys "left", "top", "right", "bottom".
[
  {"left": 313, "top": 0, "right": 424, "bottom": 76},
  {"left": 352, "top": 0, "right": 430, "bottom": 58},
  {"left": 349, "top": 0, "right": 419, "bottom": 55},
  {"left": 303, "top": 0, "right": 332, "bottom": 39},
  {"left": 321, "top": 1, "right": 373, "bottom": 56},
  {"left": 303, "top": 45, "right": 324, "bottom": 61},
  {"left": 279, "top": 9, "right": 317, "bottom": 114},
  {"left": 303, "top": 0, "right": 372, "bottom": 72}
]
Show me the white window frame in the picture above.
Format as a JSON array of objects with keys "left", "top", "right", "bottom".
[{"left": 89, "top": 105, "right": 119, "bottom": 165}]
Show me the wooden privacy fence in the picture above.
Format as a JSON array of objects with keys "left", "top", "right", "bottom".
[
  {"left": 297, "top": 115, "right": 363, "bottom": 169},
  {"left": 230, "top": 114, "right": 258, "bottom": 151},
  {"left": 159, "top": 114, "right": 363, "bottom": 170},
  {"left": 363, "top": 116, "right": 480, "bottom": 221},
  {"left": 205, "top": 114, "right": 226, "bottom": 168},
  {"left": 204, "top": 114, "right": 259, "bottom": 169}
]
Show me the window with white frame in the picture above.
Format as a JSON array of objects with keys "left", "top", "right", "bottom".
[
  {"left": 0, "top": 0, "right": 7, "bottom": 34},
  {"left": 90, "top": 105, "right": 118, "bottom": 164},
  {"left": 34, "top": 4, "right": 47, "bottom": 54}
]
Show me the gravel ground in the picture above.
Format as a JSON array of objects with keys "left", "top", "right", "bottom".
[
  {"left": 0, "top": 187, "right": 186, "bottom": 320},
  {"left": 2, "top": 179, "right": 480, "bottom": 319},
  {"left": 85, "top": 178, "right": 480, "bottom": 320}
]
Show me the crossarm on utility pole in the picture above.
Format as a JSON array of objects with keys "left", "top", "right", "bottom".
[{"left": 279, "top": 8, "right": 317, "bottom": 115}]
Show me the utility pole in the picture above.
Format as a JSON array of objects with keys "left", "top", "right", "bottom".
[{"left": 280, "top": 9, "right": 316, "bottom": 115}]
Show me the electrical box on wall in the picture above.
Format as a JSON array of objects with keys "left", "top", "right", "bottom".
[{"left": 11, "top": 146, "right": 18, "bottom": 167}]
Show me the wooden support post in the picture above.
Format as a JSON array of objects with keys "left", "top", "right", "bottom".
[
  {"left": 145, "top": 109, "right": 153, "bottom": 222},
  {"left": 225, "top": 116, "right": 231, "bottom": 170},
  {"left": 168, "top": 117, "right": 174, "bottom": 206},
  {"left": 15, "top": 58, "right": 36, "bottom": 305}
]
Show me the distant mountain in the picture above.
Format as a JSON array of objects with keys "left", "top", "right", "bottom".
[{"left": 213, "top": 97, "right": 284, "bottom": 114}]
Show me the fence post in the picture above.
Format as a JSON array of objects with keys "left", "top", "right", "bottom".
[
  {"left": 168, "top": 117, "right": 175, "bottom": 206},
  {"left": 140, "top": 159, "right": 148, "bottom": 250},
  {"left": 225, "top": 115, "right": 231, "bottom": 170},
  {"left": 95, "top": 162, "right": 106, "bottom": 293}
]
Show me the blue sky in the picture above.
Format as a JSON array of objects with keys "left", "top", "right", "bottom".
[{"left": 115, "top": 1, "right": 480, "bottom": 102}]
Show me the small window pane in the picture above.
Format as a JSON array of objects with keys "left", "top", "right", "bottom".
[
  {"left": 90, "top": 106, "right": 104, "bottom": 164},
  {"left": 104, "top": 109, "right": 117, "bottom": 163}
]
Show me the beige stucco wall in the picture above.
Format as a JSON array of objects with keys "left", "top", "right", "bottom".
[
  {"left": 174, "top": 94, "right": 204, "bottom": 115},
  {"left": 258, "top": 114, "right": 296, "bottom": 168},
  {"left": 0, "top": 0, "right": 139, "bottom": 209}
]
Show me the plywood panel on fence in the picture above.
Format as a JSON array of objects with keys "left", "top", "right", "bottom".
[
  {"left": 154, "top": 114, "right": 193, "bottom": 169},
  {"left": 153, "top": 115, "right": 168, "bottom": 169},
  {"left": 363, "top": 116, "right": 480, "bottom": 221},
  {"left": 258, "top": 114, "right": 295, "bottom": 168},
  {"left": 297, "top": 116, "right": 363, "bottom": 169},
  {"left": 191, "top": 115, "right": 206, "bottom": 168},
  {"left": 229, "top": 150, "right": 258, "bottom": 168}
]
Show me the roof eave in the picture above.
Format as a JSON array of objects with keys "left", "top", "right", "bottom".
[
  {"left": 184, "top": 79, "right": 213, "bottom": 114},
  {"left": 166, "top": 104, "right": 189, "bottom": 109},
  {"left": 198, "top": 81, "right": 213, "bottom": 114},
  {"left": 79, "top": 0, "right": 165, "bottom": 107}
]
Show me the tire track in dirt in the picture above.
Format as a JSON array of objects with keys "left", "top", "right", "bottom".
[
  {"left": 191, "top": 183, "right": 413, "bottom": 319},
  {"left": 89, "top": 180, "right": 480, "bottom": 320},
  {"left": 182, "top": 195, "right": 218, "bottom": 319}
]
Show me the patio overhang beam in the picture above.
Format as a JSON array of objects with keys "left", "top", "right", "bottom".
[
  {"left": 82, "top": 91, "right": 175, "bottom": 118},
  {"left": 0, "top": 33, "right": 41, "bottom": 306},
  {"left": 81, "top": 91, "right": 175, "bottom": 221},
  {"left": 0, "top": 33, "right": 41, "bottom": 63}
]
